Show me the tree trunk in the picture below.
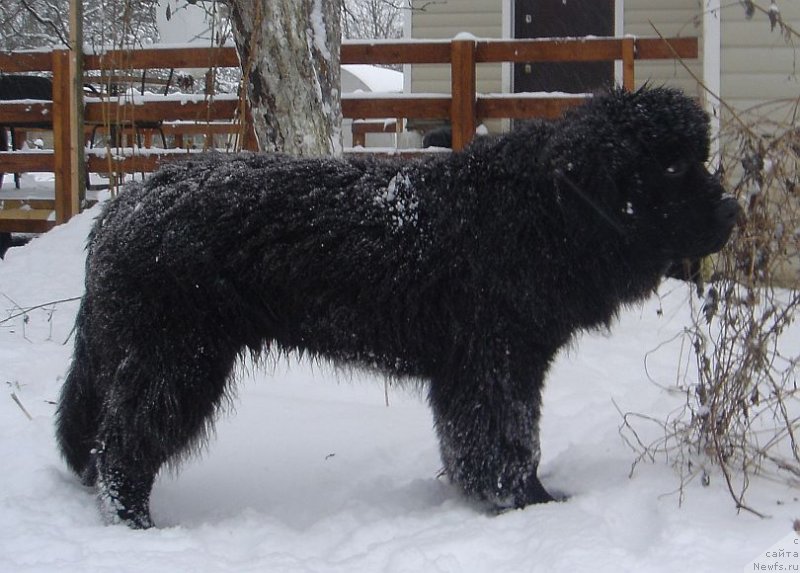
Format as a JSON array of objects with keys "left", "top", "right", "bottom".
[{"left": 228, "top": 0, "right": 342, "bottom": 156}]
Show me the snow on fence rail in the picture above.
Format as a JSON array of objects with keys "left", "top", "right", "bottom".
[{"left": 0, "top": 36, "right": 697, "bottom": 233}]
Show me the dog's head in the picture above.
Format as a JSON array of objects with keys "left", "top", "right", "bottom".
[{"left": 560, "top": 86, "right": 741, "bottom": 264}]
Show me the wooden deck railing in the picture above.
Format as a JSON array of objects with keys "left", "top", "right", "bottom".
[{"left": 0, "top": 36, "right": 698, "bottom": 233}]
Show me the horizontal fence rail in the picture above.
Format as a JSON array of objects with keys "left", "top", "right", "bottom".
[{"left": 0, "top": 36, "right": 698, "bottom": 232}]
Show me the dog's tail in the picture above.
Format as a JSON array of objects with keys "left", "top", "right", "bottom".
[{"left": 56, "top": 297, "right": 101, "bottom": 485}]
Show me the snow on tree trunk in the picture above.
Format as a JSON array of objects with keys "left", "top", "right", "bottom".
[{"left": 228, "top": 0, "right": 342, "bottom": 156}]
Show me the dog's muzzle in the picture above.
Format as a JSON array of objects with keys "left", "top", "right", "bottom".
[
  {"left": 706, "top": 194, "right": 742, "bottom": 255},
  {"left": 715, "top": 194, "right": 742, "bottom": 232}
]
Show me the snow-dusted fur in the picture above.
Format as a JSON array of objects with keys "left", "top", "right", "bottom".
[{"left": 56, "top": 87, "right": 740, "bottom": 528}]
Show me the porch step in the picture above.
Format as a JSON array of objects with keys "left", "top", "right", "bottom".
[{"left": 0, "top": 204, "right": 56, "bottom": 233}]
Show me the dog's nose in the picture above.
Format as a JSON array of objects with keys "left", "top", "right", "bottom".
[{"left": 715, "top": 195, "right": 742, "bottom": 228}]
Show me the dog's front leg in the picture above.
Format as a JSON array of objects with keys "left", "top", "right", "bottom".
[
  {"left": 428, "top": 356, "right": 554, "bottom": 510},
  {"left": 94, "top": 446, "right": 157, "bottom": 529}
]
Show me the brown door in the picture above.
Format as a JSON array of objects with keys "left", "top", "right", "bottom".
[{"left": 514, "top": 0, "right": 615, "bottom": 93}]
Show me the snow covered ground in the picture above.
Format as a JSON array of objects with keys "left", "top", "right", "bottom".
[{"left": 1, "top": 195, "right": 799, "bottom": 572}]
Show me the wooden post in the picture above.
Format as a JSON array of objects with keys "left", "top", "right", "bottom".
[
  {"left": 68, "top": 0, "right": 85, "bottom": 220},
  {"left": 450, "top": 38, "right": 476, "bottom": 151},
  {"left": 395, "top": 117, "right": 402, "bottom": 150},
  {"left": 52, "top": 50, "right": 71, "bottom": 224},
  {"left": 621, "top": 38, "right": 635, "bottom": 91},
  {"left": 353, "top": 124, "right": 366, "bottom": 148}
]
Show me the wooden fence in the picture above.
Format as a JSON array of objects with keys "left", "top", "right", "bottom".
[{"left": 0, "top": 36, "right": 697, "bottom": 234}]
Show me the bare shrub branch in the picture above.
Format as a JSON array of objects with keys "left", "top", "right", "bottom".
[{"left": 621, "top": 2, "right": 800, "bottom": 515}]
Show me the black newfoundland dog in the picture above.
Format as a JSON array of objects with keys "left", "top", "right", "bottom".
[{"left": 57, "top": 86, "right": 740, "bottom": 528}]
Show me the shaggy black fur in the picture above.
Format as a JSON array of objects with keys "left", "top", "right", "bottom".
[
  {"left": 0, "top": 233, "right": 10, "bottom": 258},
  {"left": 0, "top": 233, "right": 31, "bottom": 259},
  {"left": 422, "top": 126, "right": 452, "bottom": 148},
  {"left": 56, "top": 86, "right": 740, "bottom": 528},
  {"left": 0, "top": 74, "right": 53, "bottom": 101}
]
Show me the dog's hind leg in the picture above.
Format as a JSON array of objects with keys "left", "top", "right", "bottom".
[
  {"left": 429, "top": 348, "right": 555, "bottom": 510},
  {"left": 90, "top": 338, "right": 240, "bottom": 529},
  {"left": 56, "top": 299, "right": 104, "bottom": 486}
]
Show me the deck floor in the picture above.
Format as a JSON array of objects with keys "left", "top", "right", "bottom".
[{"left": 0, "top": 172, "right": 128, "bottom": 202}]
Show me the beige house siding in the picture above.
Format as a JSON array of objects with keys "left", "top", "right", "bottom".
[
  {"left": 623, "top": 1, "right": 703, "bottom": 97},
  {"left": 409, "top": 1, "right": 705, "bottom": 96},
  {"left": 409, "top": 0, "right": 503, "bottom": 95},
  {"left": 720, "top": 2, "right": 800, "bottom": 116},
  {"left": 408, "top": 2, "right": 799, "bottom": 126}
]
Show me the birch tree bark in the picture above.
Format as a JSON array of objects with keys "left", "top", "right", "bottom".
[{"left": 228, "top": 0, "right": 342, "bottom": 156}]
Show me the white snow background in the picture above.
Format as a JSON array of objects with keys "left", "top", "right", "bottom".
[{"left": 1, "top": 173, "right": 799, "bottom": 572}]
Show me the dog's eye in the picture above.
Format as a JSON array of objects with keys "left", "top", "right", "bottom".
[{"left": 665, "top": 160, "right": 688, "bottom": 177}]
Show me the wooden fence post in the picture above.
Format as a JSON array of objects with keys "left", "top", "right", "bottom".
[
  {"left": 52, "top": 50, "right": 72, "bottom": 224},
  {"left": 450, "top": 38, "right": 476, "bottom": 152},
  {"left": 51, "top": 46, "right": 83, "bottom": 225},
  {"left": 622, "top": 38, "right": 635, "bottom": 91},
  {"left": 68, "top": 0, "right": 85, "bottom": 221}
]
